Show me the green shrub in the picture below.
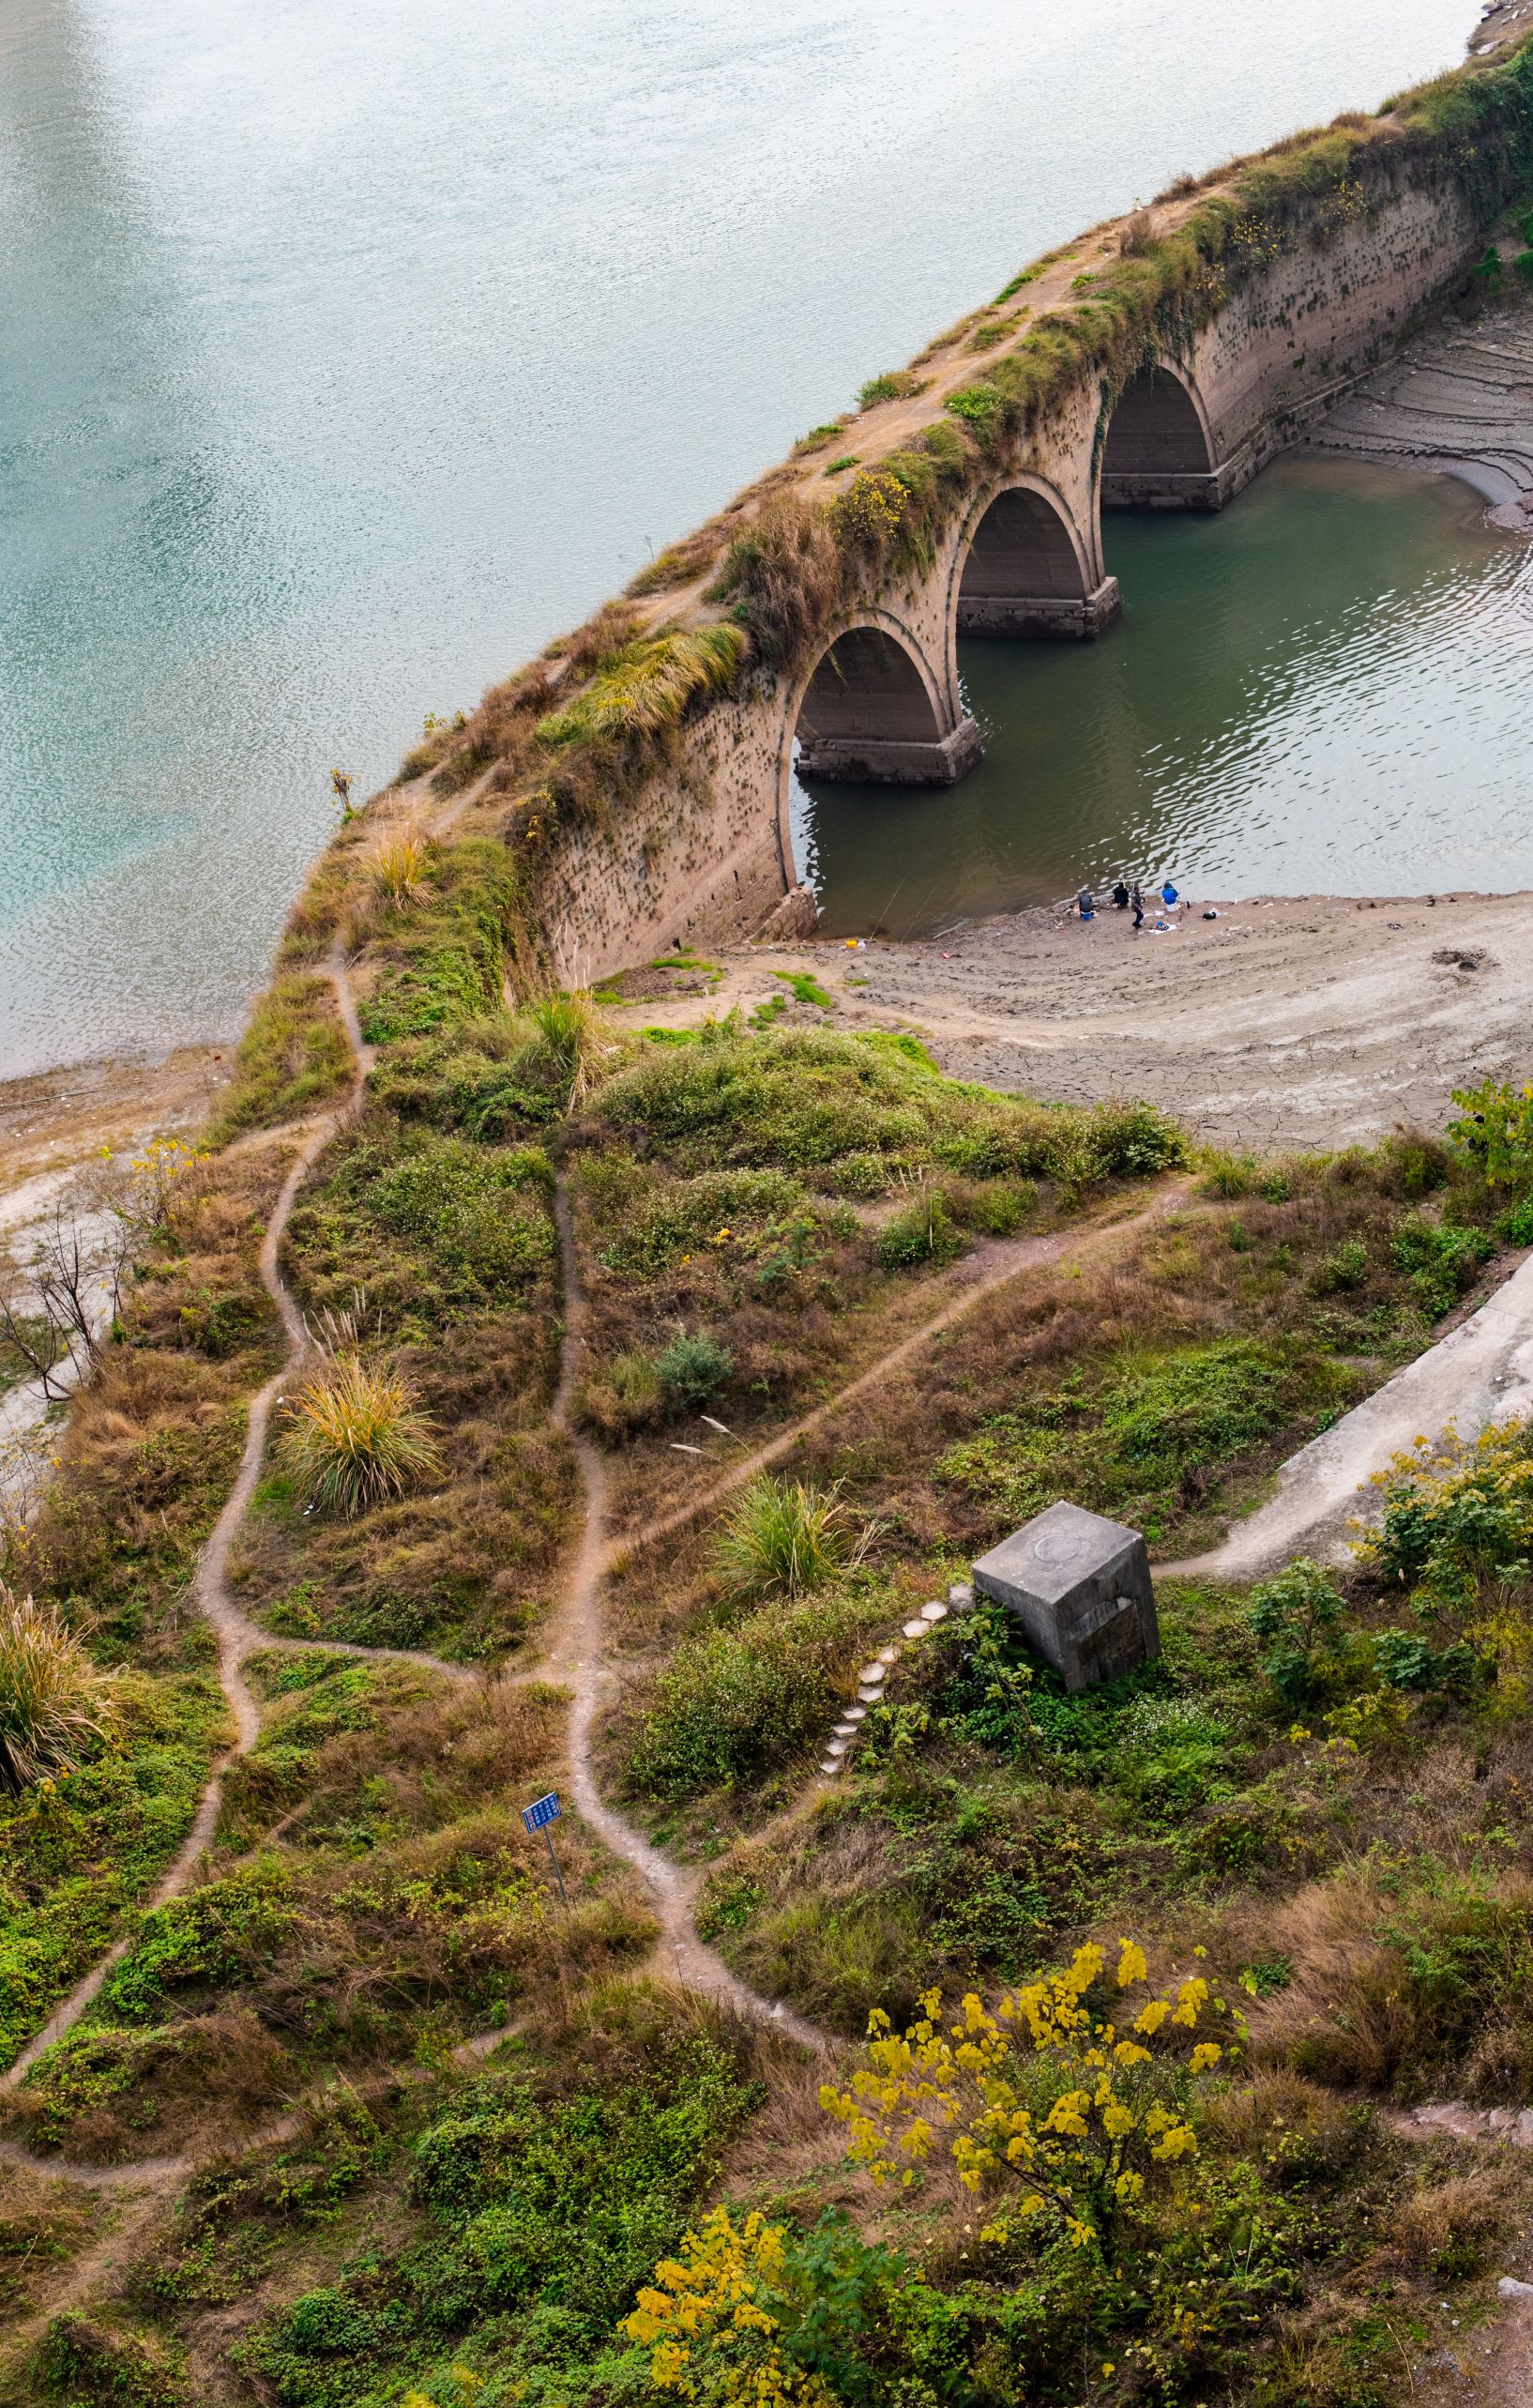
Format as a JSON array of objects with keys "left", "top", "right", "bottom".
[
  {"left": 877, "top": 1191, "right": 963, "bottom": 1268},
  {"left": 1247, "top": 1557, "right": 1347, "bottom": 1705},
  {"left": 246, "top": 2043, "right": 753, "bottom": 2402},
  {"left": 1390, "top": 1216, "right": 1492, "bottom": 1318},
  {"left": 1449, "top": 1075, "right": 1533, "bottom": 1186},
  {"left": 1313, "top": 1237, "right": 1368, "bottom": 1292},
  {"left": 655, "top": 1330, "right": 734, "bottom": 1410},
  {"left": 1499, "top": 1192, "right": 1533, "bottom": 1245},
  {"left": 626, "top": 1588, "right": 880, "bottom": 1797}
]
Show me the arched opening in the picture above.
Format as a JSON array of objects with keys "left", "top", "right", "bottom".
[
  {"left": 1101, "top": 366, "right": 1220, "bottom": 510},
  {"left": 958, "top": 482, "right": 1118, "bottom": 640},
  {"left": 794, "top": 625, "right": 978, "bottom": 785}
]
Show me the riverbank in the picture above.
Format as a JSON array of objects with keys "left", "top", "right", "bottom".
[{"left": 628, "top": 888, "right": 1533, "bottom": 1151}]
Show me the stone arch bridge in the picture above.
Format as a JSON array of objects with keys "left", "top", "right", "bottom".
[{"left": 531, "top": 158, "right": 1494, "bottom": 978}]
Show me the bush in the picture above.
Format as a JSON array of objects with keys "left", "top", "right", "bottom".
[
  {"left": 1248, "top": 1558, "right": 1347, "bottom": 1704},
  {"left": 877, "top": 1190, "right": 963, "bottom": 1268},
  {"left": 656, "top": 1330, "right": 734, "bottom": 1410},
  {"left": 1449, "top": 1076, "right": 1533, "bottom": 1186},
  {"left": 625, "top": 1588, "right": 881, "bottom": 1797},
  {"left": 712, "top": 1476, "right": 864, "bottom": 1600},
  {"left": 0, "top": 1585, "right": 118, "bottom": 1792},
  {"left": 1312, "top": 1237, "right": 1367, "bottom": 1293},
  {"left": 1390, "top": 1216, "right": 1492, "bottom": 1318},
  {"left": 281, "top": 1353, "right": 444, "bottom": 1519}
]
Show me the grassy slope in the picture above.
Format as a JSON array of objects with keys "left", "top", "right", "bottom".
[{"left": 8, "top": 870, "right": 1533, "bottom": 2405}]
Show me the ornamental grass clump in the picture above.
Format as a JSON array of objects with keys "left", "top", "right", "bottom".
[
  {"left": 369, "top": 828, "right": 432, "bottom": 909},
  {"left": 535, "top": 626, "right": 747, "bottom": 749},
  {"left": 821, "top": 1939, "right": 1232, "bottom": 2251},
  {"left": 713, "top": 1475, "right": 865, "bottom": 1601},
  {"left": 0, "top": 1583, "right": 118, "bottom": 1793},
  {"left": 282, "top": 1352, "right": 444, "bottom": 1519}
]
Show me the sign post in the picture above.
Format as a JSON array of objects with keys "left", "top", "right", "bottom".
[{"left": 522, "top": 1791, "right": 567, "bottom": 1904}]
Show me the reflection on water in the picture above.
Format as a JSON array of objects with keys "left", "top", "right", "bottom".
[
  {"left": 0, "top": 0, "right": 1490, "bottom": 1074},
  {"left": 793, "top": 458, "right": 1533, "bottom": 935}
]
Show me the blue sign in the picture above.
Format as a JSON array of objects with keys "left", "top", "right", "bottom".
[{"left": 523, "top": 1791, "right": 561, "bottom": 1834}]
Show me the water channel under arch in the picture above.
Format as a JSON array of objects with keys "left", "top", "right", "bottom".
[{"left": 792, "top": 455, "right": 1533, "bottom": 934}]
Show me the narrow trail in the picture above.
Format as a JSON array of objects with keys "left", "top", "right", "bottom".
[
  {"left": 0, "top": 943, "right": 426, "bottom": 2114},
  {"left": 541, "top": 1186, "right": 827, "bottom": 2052},
  {"left": 0, "top": 1153, "right": 1196, "bottom": 2212},
  {"left": 605, "top": 1184, "right": 1193, "bottom": 1571}
]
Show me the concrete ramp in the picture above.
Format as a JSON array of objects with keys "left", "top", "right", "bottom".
[{"left": 1191, "top": 1253, "right": 1533, "bottom": 1578}]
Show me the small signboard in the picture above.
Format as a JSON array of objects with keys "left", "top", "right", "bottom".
[{"left": 523, "top": 1791, "right": 567, "bottom": 1901}]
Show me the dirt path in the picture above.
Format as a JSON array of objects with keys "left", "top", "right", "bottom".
[
  {"left": 606, "top": 1192, "right": 1192, "bottom": 1568},
  {"left": 0, "top": 945, "right": 470, "bottom": 2113}
]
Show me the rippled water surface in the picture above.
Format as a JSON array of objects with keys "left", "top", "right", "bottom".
[
  {"left": 795, "top": 458, "right": 1533, "bottom": 933},
  {"left": 0, "top": 0, "right": 1495, "bottom": 1071}
]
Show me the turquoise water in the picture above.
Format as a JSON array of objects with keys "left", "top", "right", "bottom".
[
  {"left": 0, "top": 0, "right": 1492, "bottom": 1071},
  {"left": 794, "top": 457, "right": 1533, "bottom": 933}
]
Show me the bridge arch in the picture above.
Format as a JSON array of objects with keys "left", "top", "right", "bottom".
[
  {"left": 777, "top": 612, "right": 980, "bottom": 869},
  {"left": 1100, "top": 359, "right": 1222, "bottom": 511},
  {"left": 950, "top": 474, "right": 1119, "bottom": 650}
]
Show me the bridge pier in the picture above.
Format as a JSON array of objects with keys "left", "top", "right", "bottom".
[
  {"left": 958, "top": 572, "right": 1121, "bottom": 639},
  {"left": 795, "top": 714, "right": 981, "bottom": 785}
]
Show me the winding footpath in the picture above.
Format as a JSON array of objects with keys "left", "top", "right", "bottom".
[
  {"left": 0, "top": 946, "right": 847, "bottom": 2253},
  {"left": 9, "top": 968, "right": 1533, "bottom": 2357}
]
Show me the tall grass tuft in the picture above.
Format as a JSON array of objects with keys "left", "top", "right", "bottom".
[
  {"left": 527, "top": 990, "right": 602, "bottom": 1109},
  {"left": 368, "top": 828, "right": 431, "bottom": 909},
  {"left": 282, "top": 1352, "right": 444, "bottom": 1519},
  {"left": 0, "top": 1584, "right": 118, "bottom": 1792},
  {"left": 536, "top": 626, "right": 746, "bottom": 748},
  {"left": 713, "top": 1476, "right": 867, "bottom": 1601}
]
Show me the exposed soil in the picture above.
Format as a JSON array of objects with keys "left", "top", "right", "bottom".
[
  {"left": 0, "top": 1044, "right": 223, "bottom": 1208},
  {"left": 630, "top": 889, "right": 1533, "bottom": 1152}
]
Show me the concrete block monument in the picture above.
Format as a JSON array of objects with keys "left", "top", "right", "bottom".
[{"left": 972, "top": 1501, "right": 1159, "bottom": 1692}]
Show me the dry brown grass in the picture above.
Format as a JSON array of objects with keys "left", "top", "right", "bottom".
[
  {"left": 1117, "top": 206, "right": 1158, "bottom": 254},
  {"left": 10, "top": 1150, "right": 285, "bottom": 1627},
  {"left": 7, "top": 1677, "right": 659, "bottom": 2163}
]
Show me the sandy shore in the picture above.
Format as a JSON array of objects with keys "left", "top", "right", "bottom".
[
  {"left": 641, "top": 890, "right": 1533, "bottom": 1151},
  {"left": 0, "top": 1045, "right": 223, "bottom": 1216}
]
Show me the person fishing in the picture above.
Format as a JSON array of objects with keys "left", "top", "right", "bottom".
[
  {"left": 1131, "top": 880, "right": 1144, "bottom": 930},
  {"left": 1112, "top": 878, "right": 1130, "bottom": 910},
  {"left": 1077, "top": 883, "right": 1095, "bottom": 922},
  {"left": 1161, "top": 876, "right": 1179, "bottom": 907}
]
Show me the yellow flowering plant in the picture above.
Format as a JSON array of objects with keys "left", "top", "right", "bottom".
[
  {"left": 820, "top": 1940, "right": 1235, "bottom": 2251},
  {"left": 624, "top": 2207, "right": 837, "bottom": 2406}
]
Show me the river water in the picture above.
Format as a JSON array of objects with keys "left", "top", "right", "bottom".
[
  {"left": 0, "top": 0, "right": 1500, "bottom": 1074},
  {"left": 795, "top": 456, "right": 1533, "bottom": 933}
]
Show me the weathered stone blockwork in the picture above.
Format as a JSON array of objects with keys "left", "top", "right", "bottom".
[{"left": 531, "top": 158, "right": 1495, "bottom": 982}]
